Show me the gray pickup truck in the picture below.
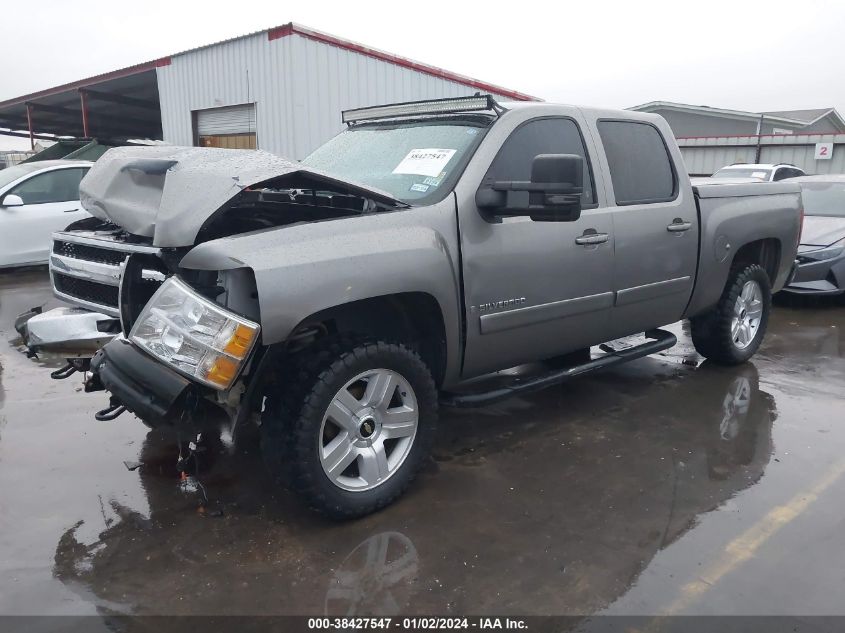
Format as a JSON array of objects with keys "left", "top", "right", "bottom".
[{"left": 21, "top": 96, "right": 802, "bottom": 518}]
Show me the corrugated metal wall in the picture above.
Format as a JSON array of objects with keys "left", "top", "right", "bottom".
[
  {"left": 678, "top": 134, "right": 845, "bottom": 176},
  {"left": 156, "top": 32, "right": 518, "bottom": 159}
]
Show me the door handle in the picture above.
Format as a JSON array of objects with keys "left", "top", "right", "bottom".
[
  {"left": 667, "top": 219, "right": 692, "bottom": 232},
  {"left": 575, "top": 230, "right": 609, "bottom": 245},
  {"left": 64, "top": 208, "right": 81, "bottom": 213}
]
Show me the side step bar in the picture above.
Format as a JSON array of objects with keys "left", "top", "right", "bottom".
[{"left": 440, "top": 329, "right": 676, "bottom": 408}]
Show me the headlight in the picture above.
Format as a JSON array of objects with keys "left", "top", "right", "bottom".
[
  {"left": 129, "top": 277, "right": 260, "bottom": 390},
  {"left": 799, "top": 242, "right": 844, "bottom": 262}
]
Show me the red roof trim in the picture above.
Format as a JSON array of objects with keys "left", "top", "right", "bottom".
[
  {"left": 0, "top": 57, "right": 170, "bottom": 110},
  {"left": 269, "top": 23, "right": 538, "bottom": 102},
  {"left": 677, "top": 130, "right": 844, "bottom": 140}
]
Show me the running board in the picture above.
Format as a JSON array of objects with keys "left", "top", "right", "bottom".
[{"left": 440, "top": 329, "right": 676, "bottom": 408}]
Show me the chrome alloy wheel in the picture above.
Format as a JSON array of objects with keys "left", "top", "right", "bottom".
[
  {"left": 731, "top": 280, "right": 763, "bottom": 350},
  {"left": 318, "top": 368, "right": 419, "bottom": 492}
]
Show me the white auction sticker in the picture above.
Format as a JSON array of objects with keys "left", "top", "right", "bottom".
[{"left": 393, "top": 148, "right": 457, "bottom": 177}]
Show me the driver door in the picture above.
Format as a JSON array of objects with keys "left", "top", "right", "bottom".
[{"left": 457, "top": 115, "right": 615, "bottom": 378}]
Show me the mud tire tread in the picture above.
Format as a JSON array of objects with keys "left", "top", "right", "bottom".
[
  {"left": 260, "top": 335, "right": 438, "bottom": 519},
  {"left": 690, "top": 263, "right": 771, "bottom": 365}
]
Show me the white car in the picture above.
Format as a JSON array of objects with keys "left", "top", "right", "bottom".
[
  {"left": 710, "top": 163, "right": 806, "bottom": 182},
  {"left": 0, "top": 160, "right": 92, "bottom": 268}
]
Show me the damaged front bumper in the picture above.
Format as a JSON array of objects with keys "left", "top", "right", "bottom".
[
  {"left": 90, "top": 338, "right": 193, "bottom": 425},
  {"left": 15, "top": 306, "right": 119, "bottom": 357}
]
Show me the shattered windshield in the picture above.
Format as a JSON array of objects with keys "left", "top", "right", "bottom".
[{"left": 302, "top": 119, "right": 489, "bottom": 204}]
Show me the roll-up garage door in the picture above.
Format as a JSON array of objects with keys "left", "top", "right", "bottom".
[{"left": 195, "top": 104, "right": 257, "bottom": 149}]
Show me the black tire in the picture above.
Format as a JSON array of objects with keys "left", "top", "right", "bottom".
[
  {"left": 260, "top": 336, "right": 438, "bottom": 519},
  {"left": 690, "top": 263, "right": 771, "bottom": 365}
]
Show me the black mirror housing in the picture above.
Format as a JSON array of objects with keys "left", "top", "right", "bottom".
[{"left": 475, "top": 153, "right": 584, "bottom": 222}]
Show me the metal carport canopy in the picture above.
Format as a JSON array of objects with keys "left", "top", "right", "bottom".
[{"left": 0, "top": 58, "right": 168, "bottom": 147}]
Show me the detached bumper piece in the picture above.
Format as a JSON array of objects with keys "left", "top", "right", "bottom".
[
  {"left": 440, "top": 329, "right": 677, "bottom": 408},
  {"left": 15, "top": 306, "right": 119, "bottom": 357},
  {"left": 91, "top": 338, "right": 192, "bottom": 425}
]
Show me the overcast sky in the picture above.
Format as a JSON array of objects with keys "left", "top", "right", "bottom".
[{"left": 2, "top": 0, "right": 843, "bottom": 150}]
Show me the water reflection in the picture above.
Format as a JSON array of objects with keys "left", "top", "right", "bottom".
[
  {"left": 50, "top": 359, "right": 777, "bottom": 615},
  {"left": 325, "top": 532, "right": 419, "bottom": 616}
]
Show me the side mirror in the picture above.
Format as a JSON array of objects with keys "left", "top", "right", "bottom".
[
  {"left": 1, "top": 194, "right": 24, "bottom": 208},
  {"left": 475, "top": 154, "right": 583, "bottom": 222}
]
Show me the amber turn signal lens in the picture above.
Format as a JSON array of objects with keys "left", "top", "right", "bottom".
[
  {"left": 224, "top": 323, "right": 257, "bottom": 359},
  {"left": 205, "top": 356, "right": 240, "bottom": 387}
]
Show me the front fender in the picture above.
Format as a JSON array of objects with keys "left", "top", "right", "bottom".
[{"left": 179, "top": 202, "right": 463, "bottom": 373}]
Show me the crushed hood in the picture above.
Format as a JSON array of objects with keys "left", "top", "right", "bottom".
[
  {"left": 799, "top": 215, "right": 845, "bottom": 247},
  {"left": 79, "top": 146, "right": 403, "bottom": 247}
]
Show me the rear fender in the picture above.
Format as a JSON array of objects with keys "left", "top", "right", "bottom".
[{"left": 685, "top": 188, "right": 800, "bottom": 317}]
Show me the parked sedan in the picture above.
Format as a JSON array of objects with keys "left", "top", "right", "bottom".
[
  {"left": 784, "top": 175, "right": 845, "bottom": 296},
  {"left": 0, "top": 160, "right": 92, "bottom": 269}
]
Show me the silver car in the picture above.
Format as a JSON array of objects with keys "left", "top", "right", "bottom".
[{"left": 784, "top": 175, "right": 845, "bottom": 296}]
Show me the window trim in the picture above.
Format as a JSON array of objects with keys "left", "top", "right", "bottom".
[
  {"left": 482, "top": 115, "right": 599, "bottom": 212},
  {"left": 8, "top": 166, "right": 88, "bottom": 205},
  {"left": 597, "top": 118, "right": 679, "bottom": 206}
]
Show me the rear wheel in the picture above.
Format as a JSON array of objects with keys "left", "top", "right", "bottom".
[
  {"left": 261, "top": 337, "right": 438, "bottom": 519},
  {"left": 691, "top": 263, "right": 771, "bottom": 365}
]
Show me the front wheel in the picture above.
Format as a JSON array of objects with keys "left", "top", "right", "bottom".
[
  {"left": 261, "top": 338, "right": 438, "bottom": 519},
  {"left": 691, "top": 263, "right": 772, "bottom": 365}
]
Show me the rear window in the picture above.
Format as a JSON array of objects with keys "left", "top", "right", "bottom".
[{"left": 598, "top": 121, "right": 676, "bottom": 205}]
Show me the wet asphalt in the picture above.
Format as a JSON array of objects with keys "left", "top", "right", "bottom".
[{"left": 1, "top": 268, "right": 844, "bottom": 618}]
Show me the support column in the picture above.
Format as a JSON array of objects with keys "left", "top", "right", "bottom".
[
  {"left": 79, "top": 90, "right": 90, "bottom": 138},
  {"left": 25, "top": 104, "right": 34, "bottom": 150}
]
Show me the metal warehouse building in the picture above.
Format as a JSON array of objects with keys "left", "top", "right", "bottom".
[
  {"left": 0, "top": 23, "right": 536, "bottom": 159},
  {"left": 630, "top": 101, "right": 845, "bottom": 176}
]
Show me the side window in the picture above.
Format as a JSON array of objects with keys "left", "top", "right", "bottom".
[
  {"left": 774, "top": 168, "right": 800, "bottom": 181},
  {"left": 9, "top": 168, "right": 87, "bottom": 205},
  {"left": 485, "top": 118, "right": 595, "bottom": 207},
  {"left": 598, "top": 121, "right": 676, "bottom": 205}
]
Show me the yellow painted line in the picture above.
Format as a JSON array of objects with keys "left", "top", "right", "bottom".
[
  {"left": 656, "top": 457, "right": 845, "bottom": 618},
  {"left": 633, "top": 457, "right": 845, "bottom": 633}
]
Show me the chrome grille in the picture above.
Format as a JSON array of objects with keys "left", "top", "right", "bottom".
[
  {"left": 49, "top": 231, "right": 159, "bottom": 317},
  {"left": 53, "top": 240, "right": 127, "bottom": 266},
  {"left": 53, "top": 274, "right": 120, "bottom": 308}
]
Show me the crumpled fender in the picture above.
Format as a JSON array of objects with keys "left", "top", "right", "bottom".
[{"left": 178, "top": 199, "right": 463, "bottom": 351}]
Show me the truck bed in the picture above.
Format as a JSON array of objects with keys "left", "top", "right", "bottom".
[{"left": 684, "top": 179, "right": 802, "bottom": 318}]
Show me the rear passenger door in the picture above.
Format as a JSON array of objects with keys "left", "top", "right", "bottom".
[{"left": 593, "top": 119, "right": 699, "bottom": 338}]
